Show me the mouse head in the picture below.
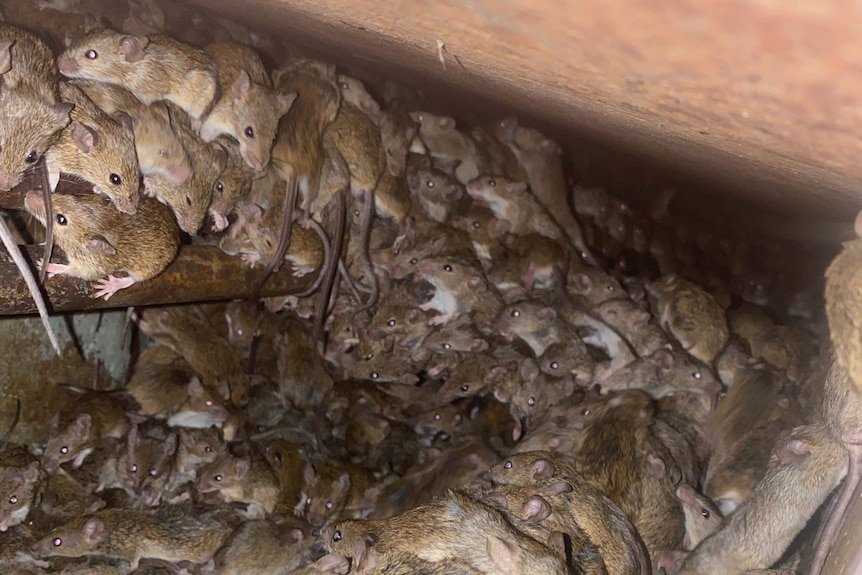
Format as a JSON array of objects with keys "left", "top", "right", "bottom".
[
  {"left": 488, "top": 451, "right": 557, "bottom": 486},
  {"left": 208, "top": 140, "right": 255, "bottom": 232},
  {"left": 380, "top": 112, "right": 417, "bottom": 177},
  {"left": 118, "top": 424, "right": 177, "bottom": 494},
  {"left": 338, "top": 75, "right": 381, "bottom": 121},
  {"left": 301, "top": 463, "right": 352, "bottom": 528},
  {"left": 58, "top": 29, "right": 150, "bottom": 79},
  {"left": 0, "top": 460, "right": 41, "bottom": 532},
  {"left": 0, "top": 86, "right": 71, "bottom": 191},
  {"left": 42, "top": 412, "right": 93, "bottom": 473},
  {"left": 230, "top": 71, "right": 295, "bottom": 173},
  {"left": 134, "top": 102, "right": 192, "bottom": 185},
  {"left": 33, "top": 515, "right": 106, "bottom": 558},
  {"left": 175, "top": 427, "right": 222, "bottom": 473}
]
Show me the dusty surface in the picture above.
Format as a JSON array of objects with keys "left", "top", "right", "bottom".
[{"left": 191, "top": 0, "right": 862, "bottom": 242}]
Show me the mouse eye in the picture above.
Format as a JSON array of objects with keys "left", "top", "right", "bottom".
[
  {"left": 504, "top": 461, "right": 513, "bottom": 469},
  {"left": 205, "top": 400, "right": 213, "bottom": 407},
  {"left": 433, "top": 413, "right": 442, "bottom": 420},
  {"left": 130, "top": 464, "right": 138, "bottom": 473},
  {"left": 426, "top": 180, "right": 434, "bottom": 188},
  {"left": 53, "top": 537, "right": 63, "bottom": 547},
  {"left": 60, "top": 446, "right": 68, "bottom": 454},
  {"left": 510, "top": 309, "right": 520, "bottom": 318},
  {"left": 340, "top": 81, "right": 349, "bottom": 90},
  {"left": 333, "top": 530, "right": 342, "bottom": 541},
  {"left": 25, "top": 151, "right": 38, "bottom": 164},
  {"left": 442, "top": 343, "right": 452, "bottom": 350},
  {"left": 387, "top": 319, "right": 396, "bottom": 327},
  {"left": 84, "top": 49, "right": 97, "bottom": 59},
  {"left": 205, "top": 446, "right": 213, "bottom": 453},
  {"left": 550, "top": 361, "right": 559, "bottom": 370},
  {"left": 581, "top": 408, "right": 591, "bottom": 416},
  {"left": 149, "top": 468, "right": 157, "bottom": 477},
  {"left": 701, "top": 508, "right": 710, "bottom": 518},
  {"left": 214, "top": 474, "right": 223, "bottom": 482},
  {"left": 489, "top": 179, "right": 496, "bottom": 187},
  {"left": 472, "top": 221, "right": 480, "bottom": 229},
  {"left": 409, "top": 258, "right": 418, "bottom": 265},
  {"left": 692, "top": 372, "right": 702, "bottom": 380},
  {"left": 306, "top": 497, "right": 312, "bottom": 505},
  {"left": 9, "top": 495, "right": 17, "bottom": 504},
  {"left": 325, "top": 501, "right": 334, "bottom": 509},
  {"left": 244, "top": 126, "right": 254, "bottom": 139},
  {"left": 370, "top": 372, "right": 379, "bottom": 380},
  {"left": 185, "top": 196, "right": 192, "bottom": 206},
  {"left": 56, "top": 214, "right": 67, "bottom": 226},
  {"left": 460, "top": 384, "right": 468, "bottom": 392},
  {"left": 109, "top": 173, "right": 121, "bottom": 186},
  {"left": 527, "top": 396, "right": 536, "bottom": 406},
  {"left": 443, "top": 264, "right": 453, "bottom": 272},
  {"left": 216, "top": 182, "right": 224, "bottom": 193}
]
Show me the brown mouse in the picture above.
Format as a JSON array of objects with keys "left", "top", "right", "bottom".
[
  {"left": 195, "top": 445, "right": 280, "bottom": 519},
  {"left": 416, "top": 255, "right": 504, "bottom": 326},
  {"left": 465, "top": 176, "right": 566, "bottom": 243},
  {"left": 58, "top": 29, "right": 218, "bottom": 121},
  {"left": 127, "top": 347, "right": 230, "bottom": 430},
  {"left": 486, "top": 233, "right": 569, "bottom": 302},
  {"left": 144, "top": 103, "right": 227, "bottom": 235},
  {"left": 406, "top": 163, "right": 464, "bottom": 224},
  {"left": 493, "top": 118, "right": 594, "bottom": 264},
  {"left": 47, "top": 81, "right": 140, "bottom": 215},
  {"left": 648, "top": 274, "right": 729, "bottom": 365},
  {"left": 200, "top": 42, "right": 295, "bottom": 173},
  {"left": 0, "top": 24, "right": 71, "bottom": 191},
  {"left": 24, "top": 189, "right": 180, "bottom": 300},
  {"left": 165, "top": 427, "right": 223, "bottom": 497},
  {"left": 380, "top": 109, "right": 418, "bottom": 178},
  {"left": 825, "top": 221, "right": 862, "bottom": 395},
  {"left": 337, "top": 73, "right": 383, "bottom": 125},
  {"left": 211, "top": 517, "right": 312, "bottom": 575},
  {"left": 410, "top": 111, "right": 489, "bottom": 184},
  {"left": 72, "top": 79, "right": 192, "bottom": 185},
  {"left": 326, "top": 489, "right": 568, "bottom": 575},
  {"left": 40, "top": 386, "right": 130, "bottom": 473},
  {"left": 679, "top": 422, "right": 847, "bottom": 575},
  {"left": 675, "top": 483, "right": 723, "bottom": 551},
  {"left": 31, "top": 507, "right": 233, "bottom": 571},
  {"left": 208, "top": 137, "right": 257, "bottom": 232},
  {"left": 112, "top": 422, "right": 177, "bottom": 506},
  {"left": 491, "top": 299, "right": 578, "bottom": 358},
  {"left": 295, "top": 459, "right": 374, "bottom": 528},
  {"left": 0, "top": 437, "right": 43, "bottom": 532}
]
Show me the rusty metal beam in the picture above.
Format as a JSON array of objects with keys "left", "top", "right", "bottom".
[{"left": 0, "top": 238, "right": 321, "bottom": 315}]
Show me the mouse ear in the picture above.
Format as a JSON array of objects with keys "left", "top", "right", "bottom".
[
  {"left": 0, "top": 39, "right": 13, "bottom": 75},
  {"left": 120, "top": 34, "right": 149, "bottom": 63},
  {"left": 505, "top": 181, "right": 529, "bottom": 194},
  {"left": 210, "top": 142, "right": 228, "bottom": 172},
  {"left": 187, "top": 376, "right": 204, "bottom": 397},
  {"left": 71, "top": 123, "right": 99, "bottom": 153},
  {"left": 278, "top": 91, "right": 298, "bottom": 115},
  {"left": 437, "top": 116, "right": 455, "bottom": 130},
  {"left": 83, "top": 518, "right": 106, "bottom": 543},
  {"left": 234, "top": 457, "right": 251, "bottom": 478},
  {"left": 520, "top": 494, "right": 552, "bottom": 522},
  {"left": 111, "top": 110, "right": 134, "bottom": 132},
  {"left": 486, "top": 535, "right": 521, "bottom": 575},
  {"left": 50, "top": 103, "right": 73, "bottom": 129},
  {"left": 231, "top": 69, "right": 252, "bottom": 98},
  {"left": 85, "top": 235, "right": 117, "bottom": 257}
]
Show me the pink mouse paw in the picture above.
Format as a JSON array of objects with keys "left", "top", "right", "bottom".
[
  {"left": 36, "top": 259, "right": 70, "bottom": 279},
  {"left": 428, "top": 314, "right": 450, "bottom": 326},
  {"left": 211, "top": 213, "right": 229, "bottom": 233},
  {"left": 291, "top": 262, "right": 315, "bottom": 277},
  {"left": 240, "top": 253, "right": 259, "bottom": 267},
  {"left": 92, "top": 274, "right": 136, "bottom": 301}
]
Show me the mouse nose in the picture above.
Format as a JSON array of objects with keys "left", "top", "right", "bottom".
[
  {"left": 0, "top": 172, "right": 21, "bottom": 192},
  {"left": 57, "top": 55, "right": 80, "bottom": 75}
]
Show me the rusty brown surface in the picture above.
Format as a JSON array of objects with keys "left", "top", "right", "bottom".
[
  {"left": 192, "top": 0, "right": 862, "bottom": 235},
  {"left": 0, "top": 238, "right": 320, "bottom": 315}
]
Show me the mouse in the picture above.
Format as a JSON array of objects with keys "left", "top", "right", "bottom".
[
  {"left": 379, "top": 109, "right": 418, "bottom": 178},
  {"left": 747, "top": 325, "right": 816, "bottom": 385},
  {"left": 58, "top": 28, "right": 218, "bottom": 121},
  {"left": 46, "top": 81, "right": 140, "bottom": 215},
  {"left": 450, "top": 203, "right": 511, "bottom": 264},
  {"left": 492, "top": 118, "right": 594, "bottom": 265},
  {"left": 567, "top": 267, "right": 627, "bottom": 308},
  {"left": 111, "top": 422, "right": 177, "bottom": 506},
  {"left": 24, "top": 189, "right": 180, "bottom": 300},
  {"left": 648, "top": 274, "right": 729, "bottom": 365},
  {"left": 165, "top": 427, "right": 223, "bottom": 499},
  {"left": 465, "top": 176, "right": 567, "bottom": 244},
  {"left": 195, "top": 445, "right": 280, "bottom": 519},
  {"left": 31, "top": 507, "right": 233, "bottom": 571},
  {"left": 0, "top": 402, "right": 43, "bottom": 532},
  {"left": 485, "top": 233, "right": 570, "bottom": 302},
  {"left": 410, "top": 111, "right": 489, "bottom": 184},
  {"left": 337, "top": 73, "right": 383, "bottom": 126},
  {"left": 536, "top": 339, "right": 595, "bottom": 383},
  {"left": 210, "top": 517, "right": 312, "bottom": 575},
  {"left": 471, "top": 125, "right": 528, "bottom": 182},
  {"left": 704, "top": 367, "right": 803, "bottom": 515},
  {"left": 592, "top": 297, "right": 669, "bottom": 358},
  {"left": 825, "top": 219, "right": 862, "bottom": 395},
  {"left": 678, "top": 422, "right": 847, "bottom": 575},
  {"left": 275, "top": 315, "right": 335, "bottom": 412},
  {"left": 416, "top": 255, "right": 504, "bottom": 326},
  {"left": 208, "top": 137, "right": 257, "bottom": 232},
  {"left": 406, "top": 163, "right": 464, "bottom": 224},
  {"left": 381, "top": 221, "right": 475, "bottom": 281},
  {"left": 41, "top": 386, "right": 130, "bottom": 473},
  {"left": 294, "top": 459, "right": 374, "bottom": 528},
  {"left": 71, "top": 79, "right": 192, "bottom": 186},
  {"left": 674, "top": 483, "right": 723, "bottom": 551},
  {"left": 326, "top": 489, "right": 568, "bottom": 575},
  {"left": 634, "top": 451, "right": 686, "bottom": 564},
  {"left": 491, "top": 299, "right": 580, "bottom": 358},
  {"left": 136, "top": 306, "right": 246, "bottom": 402},
  {"left": 144, "top": 102, "right": 227, "bottom": 235},
  {"left": 199, "top": 41, "right": 296, "bottom": 173},
  {"left": 0, "top": 24, "right": 71, "bottom": 191},
  {"left": 127, "top": 347, "right": 230, "bottom": 429}
]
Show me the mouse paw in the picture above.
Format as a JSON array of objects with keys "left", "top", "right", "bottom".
[
  {"left": 240, "top": 253, "right": 260, "bottom": 267},
  {"left": 36, "top": 260, "right": 69, "bottom": 279},
  {"left": 92, "top": 275, "right": 136, "bottom": 300},
  {"left": 291, "top": 262, "right": 315, "bottom": 277},
  {"left": 211, "top": 214, "right": 229, "bottom": 233},
  {"left": 428, "top": 314, "right": 450, "bottom": 326}
]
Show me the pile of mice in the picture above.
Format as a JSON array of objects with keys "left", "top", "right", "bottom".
[{"left": 0, "top": 1, "right": 860, "bottom": 574}]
